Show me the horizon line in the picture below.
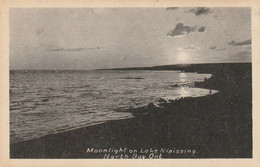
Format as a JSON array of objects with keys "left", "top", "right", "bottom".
[{"left": 9, "top": 62, "right": 252, "bottom": 71}]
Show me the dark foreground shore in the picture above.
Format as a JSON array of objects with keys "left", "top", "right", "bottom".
[{"left": 10, "top": 63, "right": 252, "bottom": 158}]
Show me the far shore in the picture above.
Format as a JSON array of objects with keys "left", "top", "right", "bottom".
[{"left": 10, "top": 63, "right": 252, "bottom": 158}]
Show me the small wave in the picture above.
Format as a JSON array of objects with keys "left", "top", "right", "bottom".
[
  {"left": 20, "top": 110, "right": 45, "bottom": 115},
  {"left": 121, "top": 77, "right": 145, "bottom": 80},
  {"left": 10, "top": 91, "right": 25, "bottom": 95},
  {"left": 19, "top": 100, "right": 38, "bottom": 103},
  {"left": 170, "top": 83, "right": 193, "bottom": 88},
  {"left": 170, "top": 84, "right": 179, "bottom": 88},
  {"left": 65, "top": 85, "right": 90, "bottom": 89},
  {"left": 80, "top": 92, "right": 101, "bottom": 98},
  {"left": 38, "top": 95, "right": 70, "bottom": 99}
]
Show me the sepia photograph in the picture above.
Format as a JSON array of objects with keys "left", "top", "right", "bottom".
[{"left": 6, "top": 7, "right": 254, "bottom": 160}]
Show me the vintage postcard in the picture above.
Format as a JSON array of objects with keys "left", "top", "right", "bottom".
[{"left": 1, "top": 0, "right": 260, "bottom": 167}]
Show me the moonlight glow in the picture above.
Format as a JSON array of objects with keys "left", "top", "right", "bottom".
[{"left": 176, "top": 51, "right": 190, "bottom": 63}]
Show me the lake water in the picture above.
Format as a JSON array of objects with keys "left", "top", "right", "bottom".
[{"left": 10, "top": 70, "right": 217, "bottom": 143}]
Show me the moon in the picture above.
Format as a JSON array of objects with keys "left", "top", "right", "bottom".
[{"left": 176, "top": 51, "right": 190, "bottom": 63}]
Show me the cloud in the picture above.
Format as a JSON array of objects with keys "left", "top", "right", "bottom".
[
  {"left": 166, "top": 23, "right": 206, "bottom": 37},
  {"left": 214, "top": 48, "right": 226, "bottom": 51},
  {"left": 198, "top": 26, "right": 206, "bottom": 32},
  {"left": 228, "top": 39, "right": 251, "bottom": 46},
  {"left": 183, "top": 44, "right": 200, "bottom": 51},
  {"left": 177, "top": 44, "right": 200, "bottom": 51},
  {"left": 209, "top": 46, "right": 226, "bottom": 51},
  {"left": 209, "top": 46, "right": 216, "bottom": 50},
  {"left": 166, "top": 7, "right": 178, "bottom": 11},
  {"left": 189, "top": 7, "right": 213, "bottom": 16},
  {"left": 47, "top": 47, "right": 101, "bottom": 52},
  {"left": 231, "top": 50, "right": 251, "bottom": 59},
  {"left": 167, "top": 23, "right": 197, "bottom": 37}
]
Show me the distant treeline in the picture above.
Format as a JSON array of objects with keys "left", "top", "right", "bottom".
[{"left": 108, "top": 63, "right": 252, "bottom": 74}]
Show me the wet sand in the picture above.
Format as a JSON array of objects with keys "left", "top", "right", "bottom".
[{"left": 10, "top": 63, "right": 252, "bottom": 158}]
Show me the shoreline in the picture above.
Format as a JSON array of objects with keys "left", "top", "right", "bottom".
[
  {"left": 10, "top": 63, "right": 252, "bottom": 158},
  {"left": 10, "top": 84, "right": 216, "bottom": 145}
]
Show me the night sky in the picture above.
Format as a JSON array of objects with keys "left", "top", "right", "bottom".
[{"left": 10, "top": 8, "right": 251, "bottom": 70}]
